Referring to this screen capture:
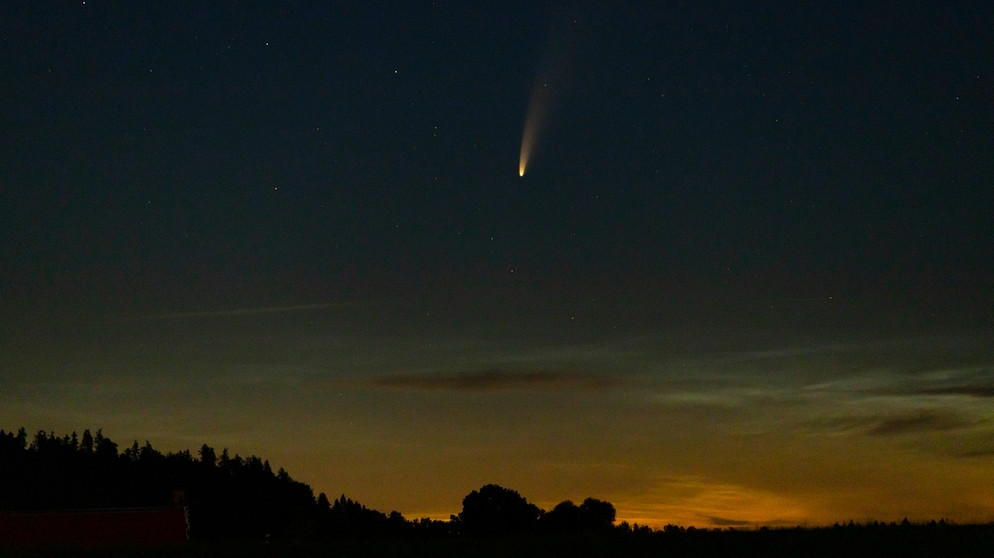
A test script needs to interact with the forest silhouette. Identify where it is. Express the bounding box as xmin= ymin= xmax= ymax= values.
xmin=1 ymin=427 xmax=992 ymax=557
